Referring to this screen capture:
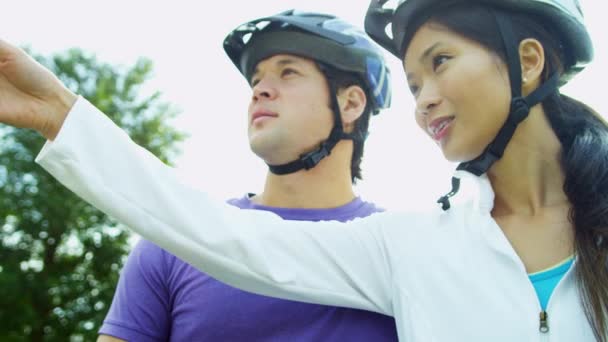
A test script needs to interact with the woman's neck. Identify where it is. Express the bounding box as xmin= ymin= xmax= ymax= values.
xmin=488 ymin=106 xmax=568 ymax=217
